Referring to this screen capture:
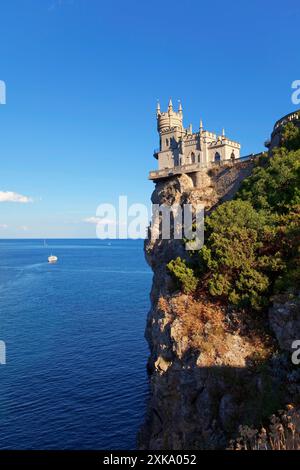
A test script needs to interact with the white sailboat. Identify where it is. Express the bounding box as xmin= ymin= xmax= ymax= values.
xmin=48 ymin=255 xmax=58 ymax=264
xmin=44 ymin=240 xmax=58 ymax=263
